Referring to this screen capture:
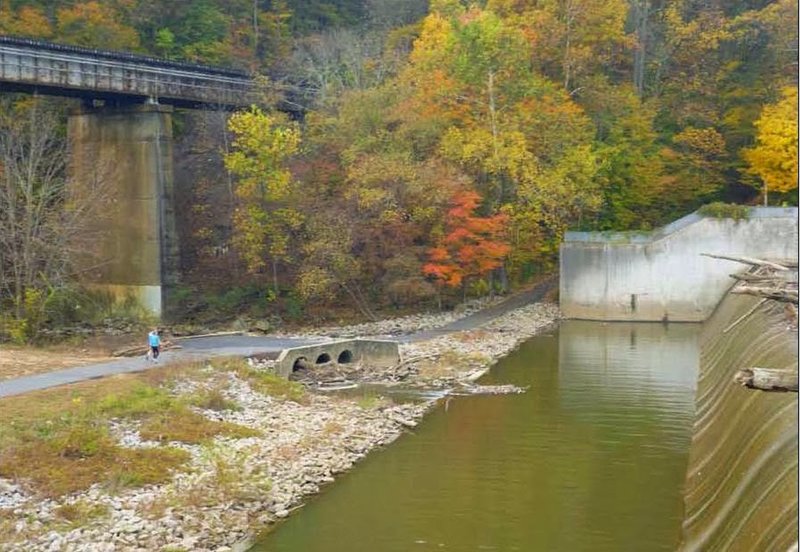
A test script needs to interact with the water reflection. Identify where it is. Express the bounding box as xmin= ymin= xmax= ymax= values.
xmin=252 ymin=321 xmax=700 ymax=552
